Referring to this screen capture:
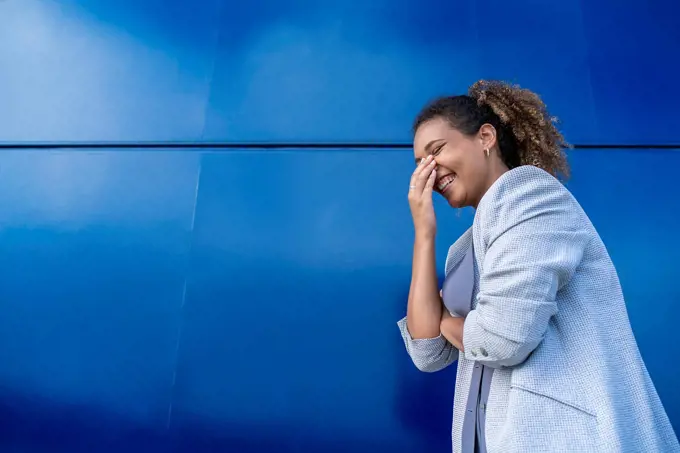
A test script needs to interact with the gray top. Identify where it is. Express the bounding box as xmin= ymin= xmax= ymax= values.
xmin=441 ymin=243 xmax=493 ymax=453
